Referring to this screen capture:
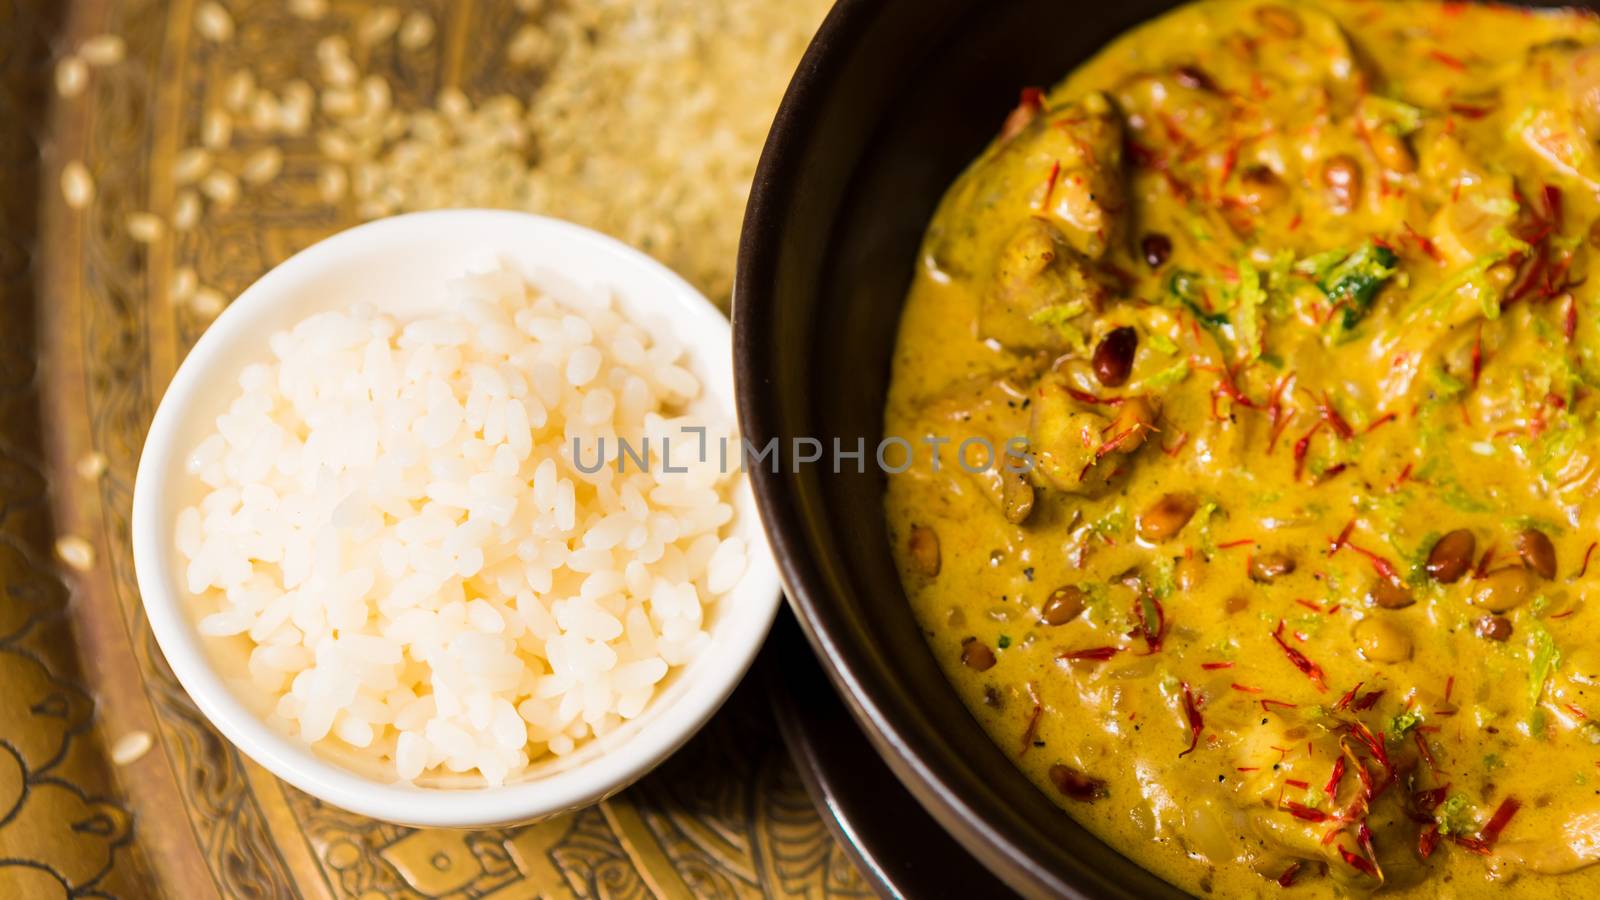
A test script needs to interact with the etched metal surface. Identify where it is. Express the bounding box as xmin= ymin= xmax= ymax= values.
xmin=15 ymin=0 xmax=869 ymax=896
